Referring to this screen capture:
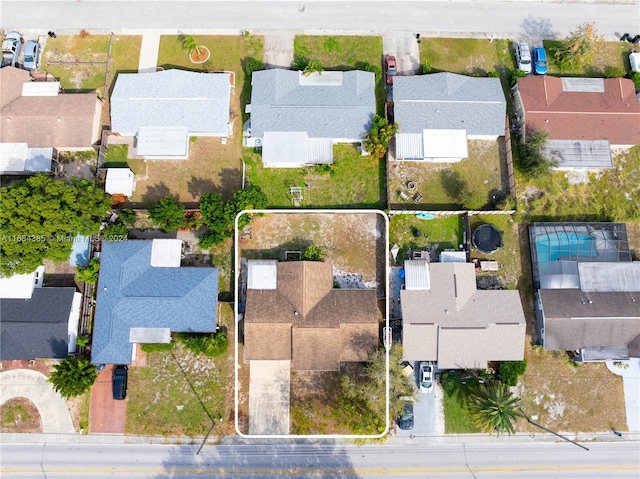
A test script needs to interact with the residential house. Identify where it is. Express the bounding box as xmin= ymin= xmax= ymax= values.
xmin=401 ymin=260 xmax=526 ymax=369
xmin=110 ymin=69 xmax=231 ymax=159
xmin=529 ymin=222 xmax=640 ymax=361
xmin=392 ymin=73 xmax=507 ymax=161
xmin=243 ymin=260 xmax=379 ymax=370
xmin=91 ymin=239 xmax=218 ymax=365
xmin=0 ymin=66 xmax=102 ymax=173
xmin=513 ymin=76 xmax=640 ymax=170
xmin=245 ymin=69 xmax=376 ymax=167
xmin=0 ymin=266 xmax=81 ymax=360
